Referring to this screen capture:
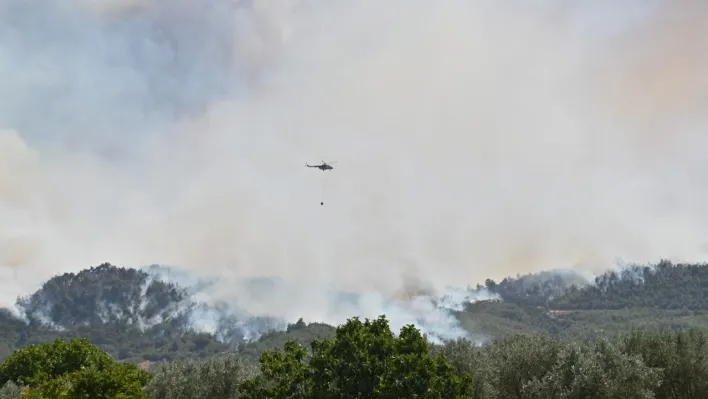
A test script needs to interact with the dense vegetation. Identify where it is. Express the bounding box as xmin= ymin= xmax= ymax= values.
xmin=3 ymin=318 xmax=708 ymax=398
xmin=1 ymin=260 xmax=708 ymax=397
xmin=2 ymin=260 xmax=708 ymax=365
xmin=0 ymin=263 xmax=285 ymax=364
xmin=16 ymin=263 xmax=189 ymax=330
xmin=551 ymin=259 xmax=708 ymax=310
xmin=479 ymin=269 xmax=590 ymax=307
xmin=0 ymin=338 xmax=152 ymax=398
xmin=455 ymin=260 xmax=708 ymax=340
xmin=239 ymin=315 xmax=473 ymax=398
